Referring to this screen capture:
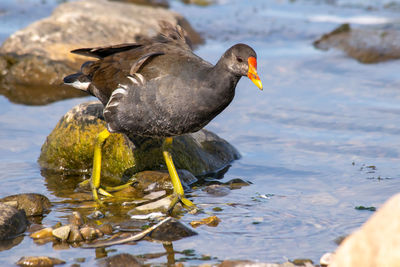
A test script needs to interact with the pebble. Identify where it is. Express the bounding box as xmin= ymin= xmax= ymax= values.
xmin=320 ymin=252 xmax=334 ymax=266
xmin=52 ymin=225 xmax=71 ymax=241
xmin=30 ymin=227 xmax=53 ymax=239
xmin=68 ymin=211 xmax=85 ymax=227
xmin=80 ymin=226 xmax=98 ymax=241
xmin=97 ymin=223 xmax=113 ymax=235
xmin=190 ymin=216 xmax=221 ymax=228
xmin=16 ymin=256 xmax=65 ymax=267
xmin=134 ymin=195 xmax=175 ymax=212
xmin=68 ymin=225 xmax=83 ymax=243
xmin=88 ymin=210 xmax=104 ymax=219
xmin=143 ymin=190 xmax=166 ymax=200
xmin=130 ymin=212 xmax=165 ymax=220
xmin=203 ymin=185 xmax=230 ymax=197
xmin=99 ymin=253 xmax=143 ymax=267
